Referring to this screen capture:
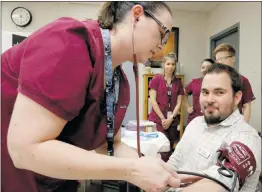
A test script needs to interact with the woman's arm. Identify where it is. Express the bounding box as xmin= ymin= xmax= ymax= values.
xmin=183 ymin=89 xmax=193 ymax=114
xmin=95 ymin=129 xmax=139 ymax=158
xmin=172 ymin=95 xmax=182 ymax=117
xmin=242 ymin=102 xmax=251 ymax=123
xmin=183 ymin=93 xmax=190 ymax=110
xmin=149 ymin=89 xmax=165 ymax=120
xmin=7 ymin=93 xmax=133 ymax=181
xmin=8 ymin=93 xmax=181 ymax=191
